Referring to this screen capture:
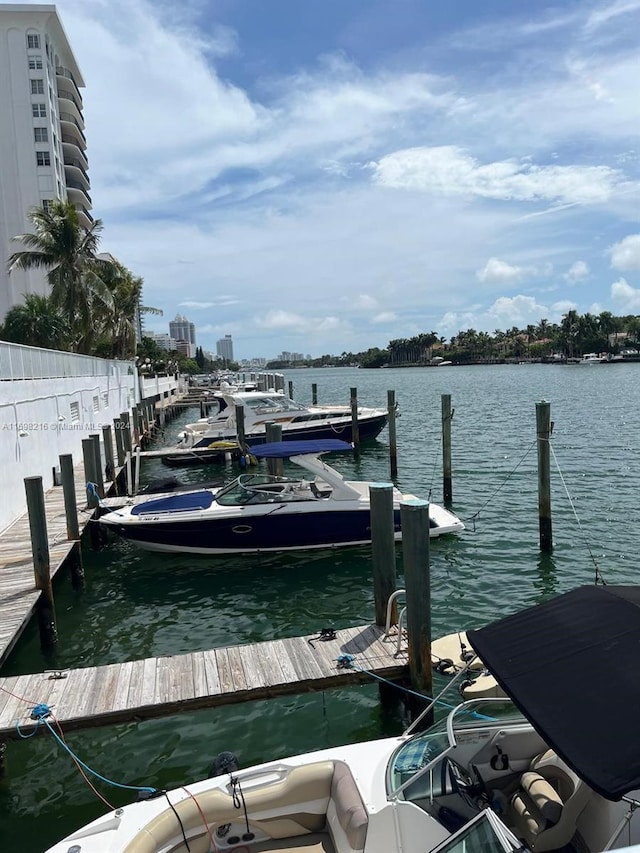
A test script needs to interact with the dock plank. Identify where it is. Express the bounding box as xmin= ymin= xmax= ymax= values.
xmin=0 ymin=626 xmax=408 ymax=739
